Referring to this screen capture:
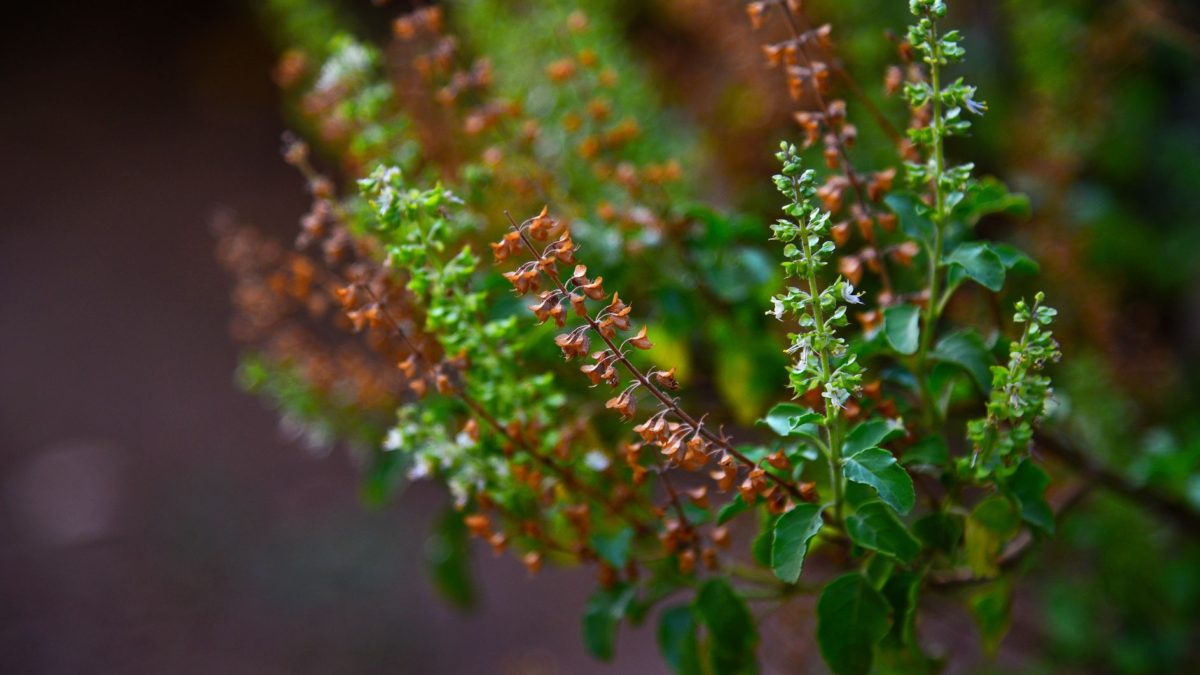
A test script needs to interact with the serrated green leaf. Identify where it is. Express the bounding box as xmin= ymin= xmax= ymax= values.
xmin=931 ymin=330 xmax=993 ymax=394
xmin=760 ymin=402 xmax=823 ymax=437
xmin=658 ymin=605 xmax=702 ymax=675
xmin=843 ymin=448 xmax=916 ymax=515
xmin=695 ymin=579 xmax=759 ymax=674
xmin=947 ymin=241 xmax=1006 ymax=291
xmin=582 ymin=583 xmax=636 ymax=661
xmin=771 ymin=503 xmax=825 ymax=582
xmin=817 ymin=573 xmax=893 ymax=675
xmin=843 ymin=419 xmax=907 ymax=457
xmin=846 ymin=502 xmax=922 ymax=564
xmin=883 ymin=304 xmax=921 ymax=355
xmin=1006 ymin=459 xmax=1054 ymax=534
